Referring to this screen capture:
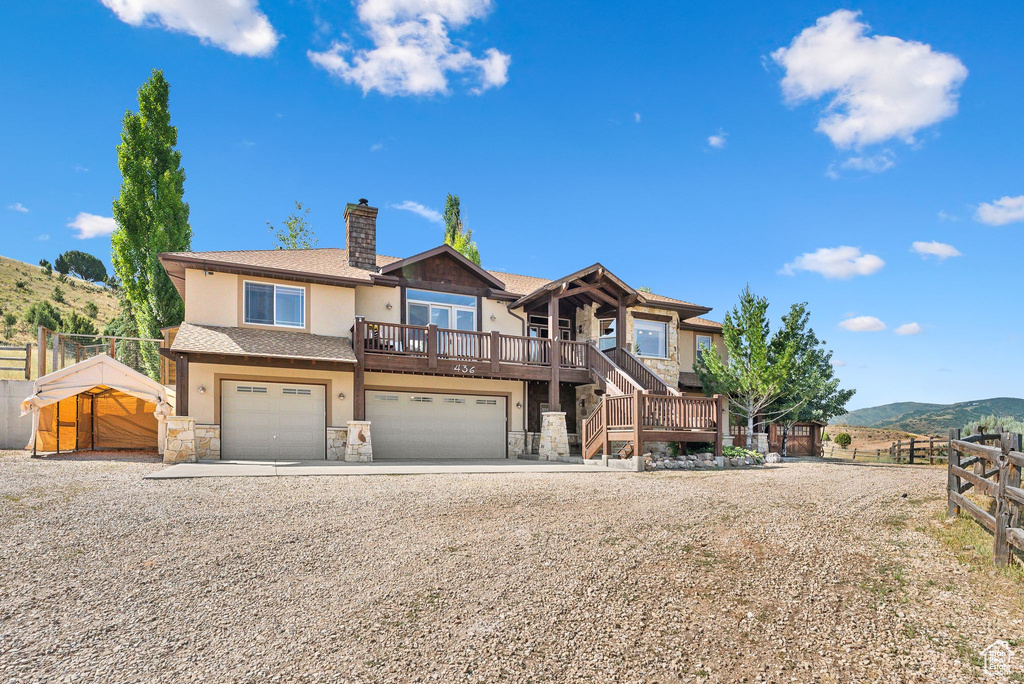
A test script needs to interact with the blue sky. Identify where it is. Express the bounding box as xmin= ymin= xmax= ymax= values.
xmin=2 ymin=1 xmax=1022 ymax=409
